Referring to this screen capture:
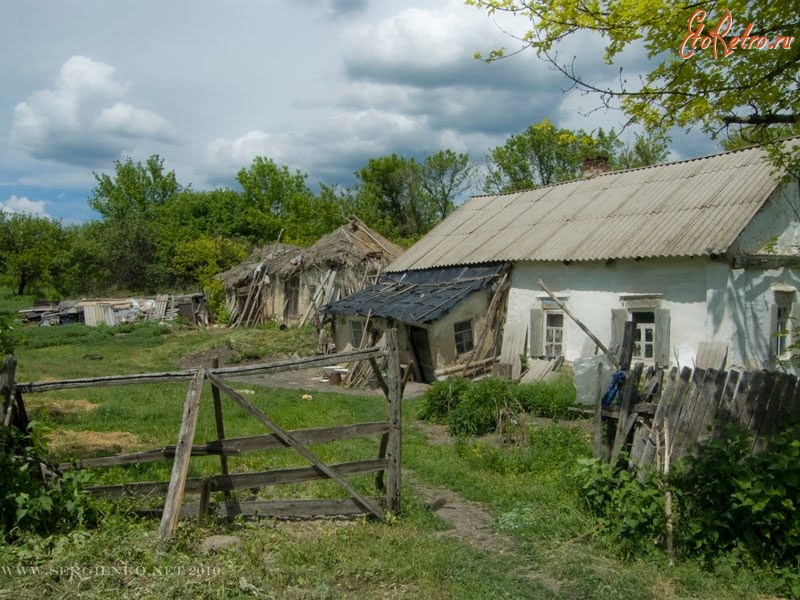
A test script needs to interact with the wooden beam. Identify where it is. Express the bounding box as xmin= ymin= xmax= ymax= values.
xmin=537 ymin=279 xmax=620 ymax=368
xmin=17 ymin=346 xmax=387 ymax=394
xmin=210 ymin=357 xmax=231 ymax=501
xmin=206 ymin=371 xmax=386 ymax=521
xmin=385 ymin=329 xmax=402 ymax=514
xmin=87 ymin=458 xmax=389 ymax=498
xmin=60 ymin=422 xmax=391 ymax=471
xmin=158 ymin=368 xmax=204 ymax=541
